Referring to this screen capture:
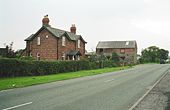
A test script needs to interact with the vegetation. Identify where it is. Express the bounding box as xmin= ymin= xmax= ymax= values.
xmin=0 ymin=66 xmax=130 ymax=90
xmin=139 ymin=46 xmax=169 ymax=63
xmin=0 ymin=58 xmax=118 ymax=78
xmin=87 ymin=52 xmax=120 ymax=65
xmin=111 ymin=52 xmax=120 ymax=64
xmin=4 ymin=42 xmax=16 ymax=58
